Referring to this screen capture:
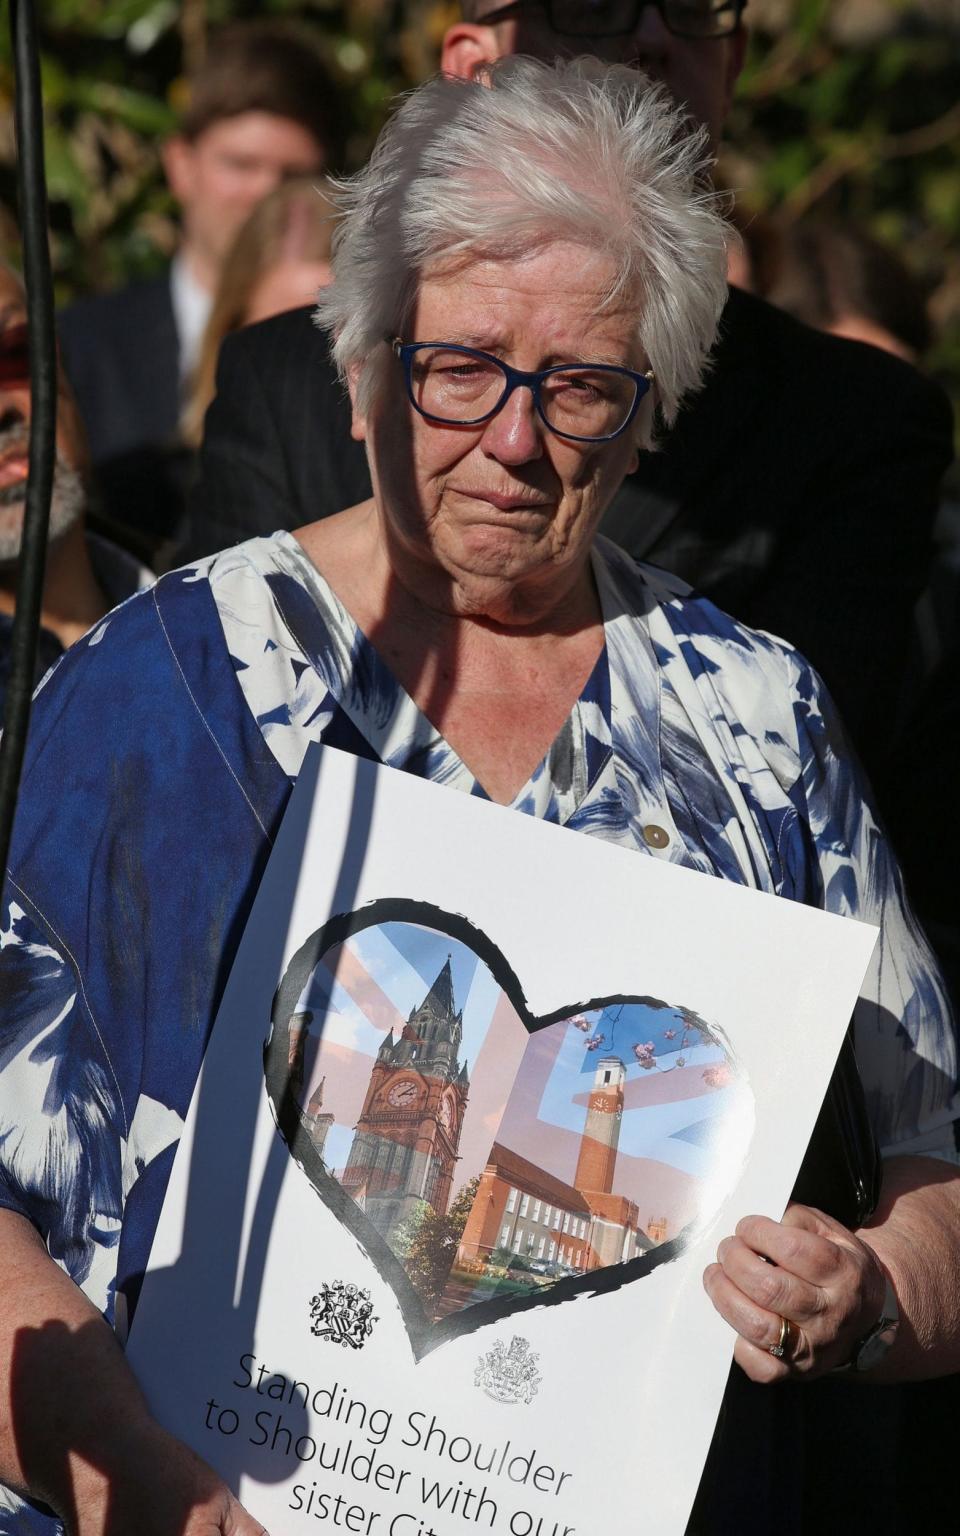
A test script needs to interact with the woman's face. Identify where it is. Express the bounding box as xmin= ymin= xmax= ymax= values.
xmin=244 ymin=258 xmax=333 ymax=327
xmin=351 ymin=243 xmax=651 ymax=623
